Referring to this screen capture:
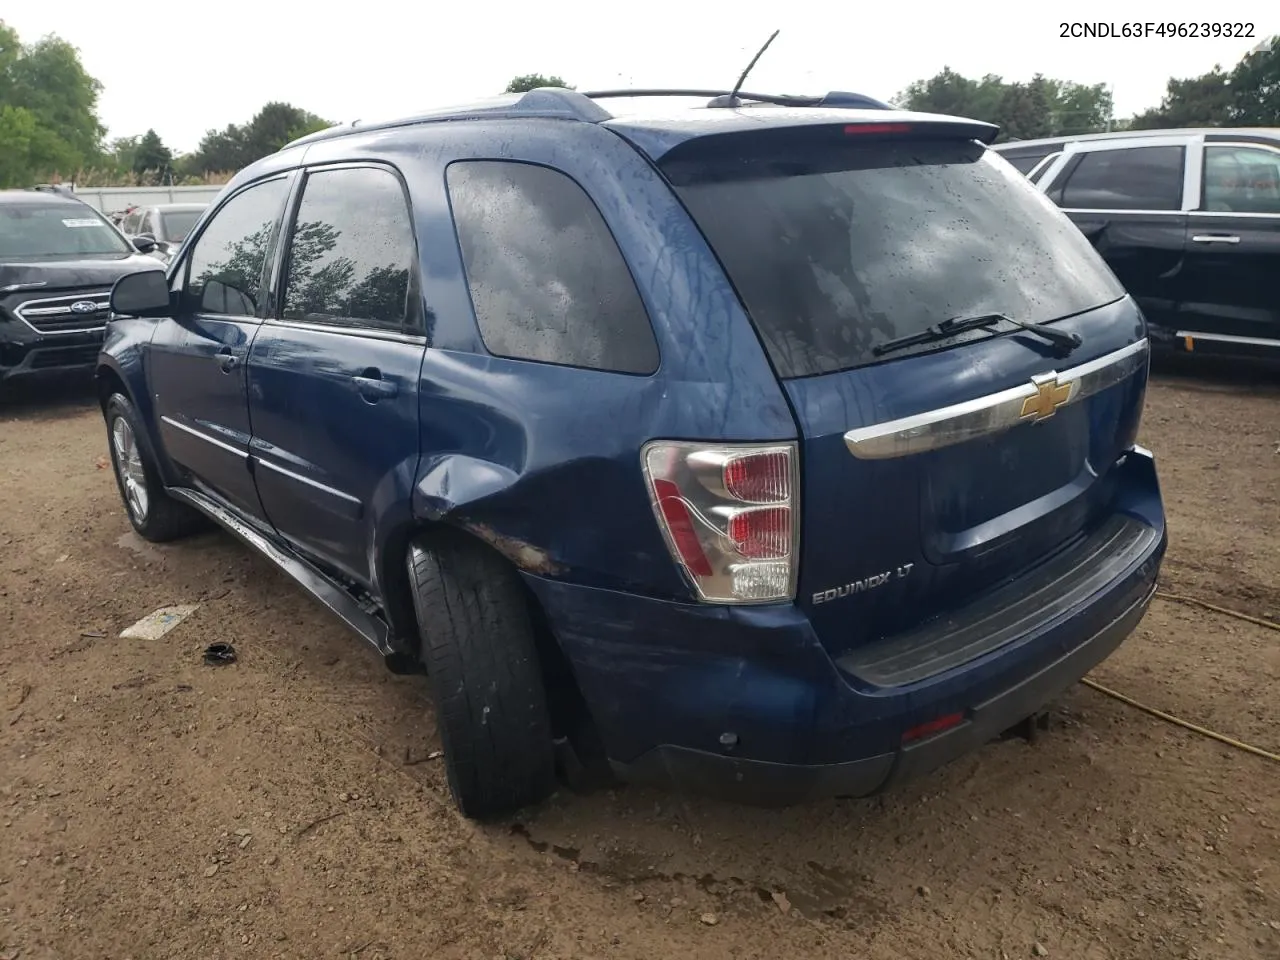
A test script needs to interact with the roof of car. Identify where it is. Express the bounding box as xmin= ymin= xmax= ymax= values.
xmin=994 ymin=128 xmax=1280 ymax=151
xmin=282 ymin=87 xmax=997 ymax=153
xmin=0 ymin=189 xmax=87 ymax=207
